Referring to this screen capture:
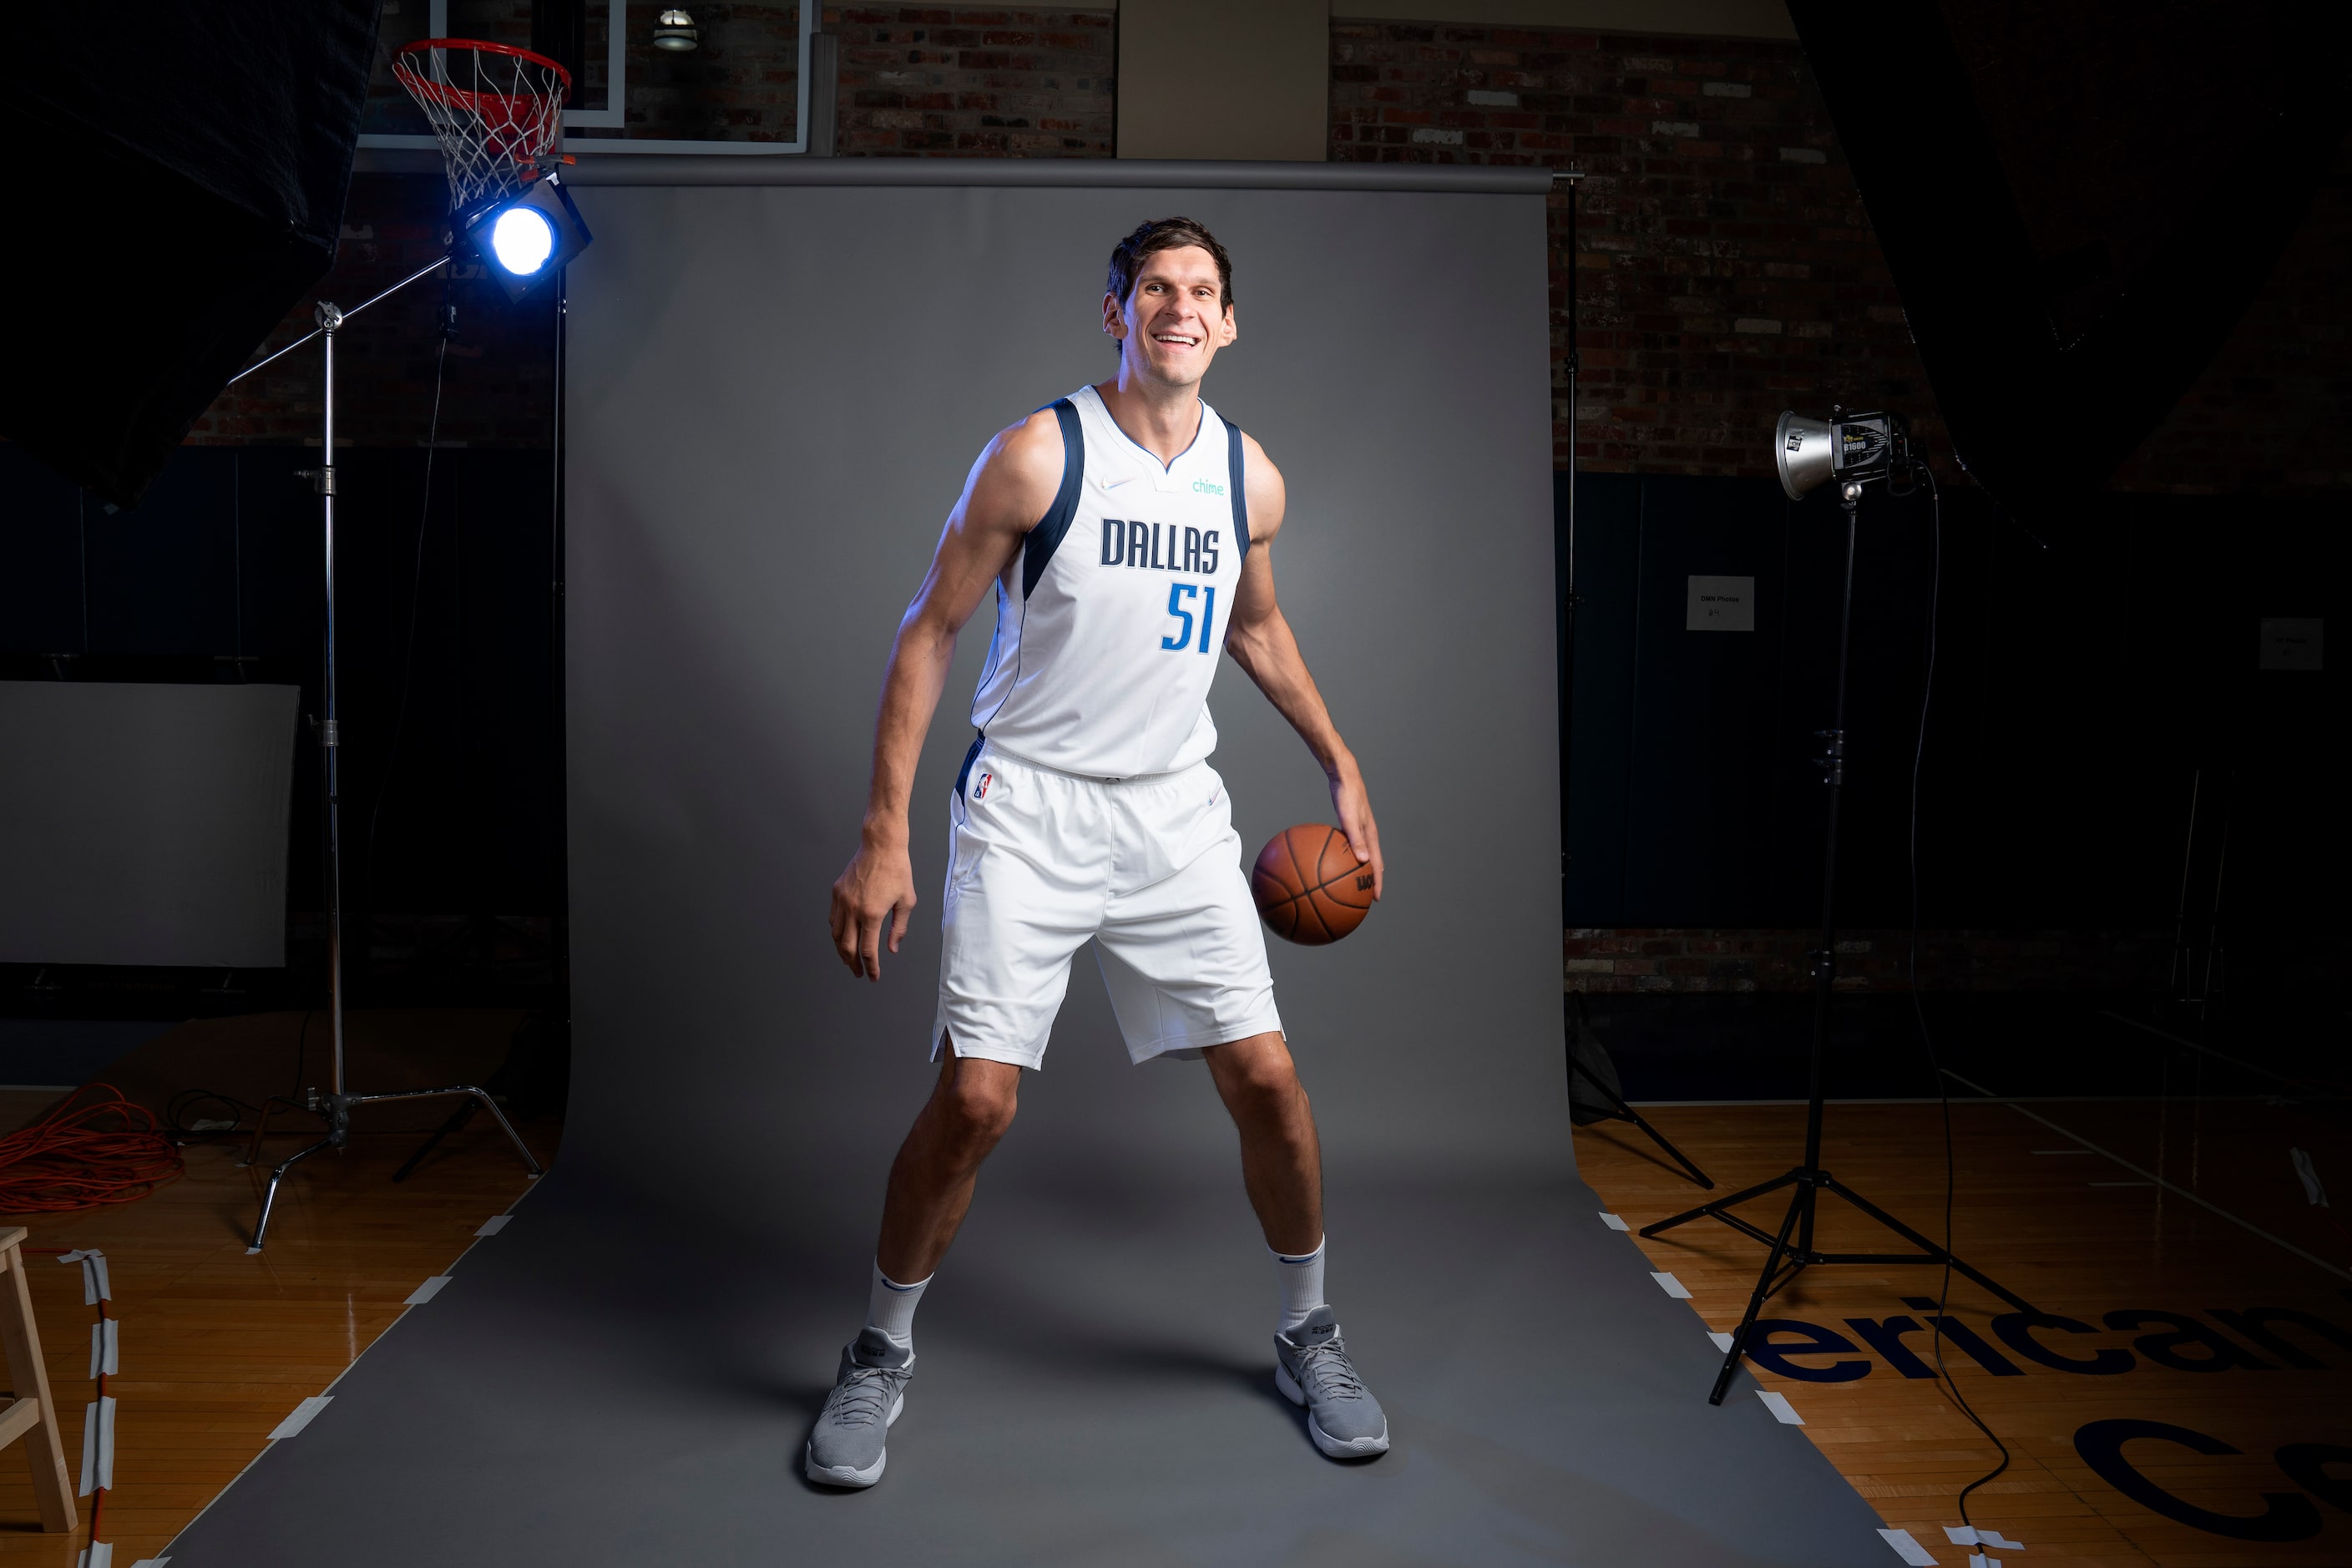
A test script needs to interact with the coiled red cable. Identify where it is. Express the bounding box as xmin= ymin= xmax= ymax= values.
xmin=0 ymin=1085 xmax=183 ymax=1213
